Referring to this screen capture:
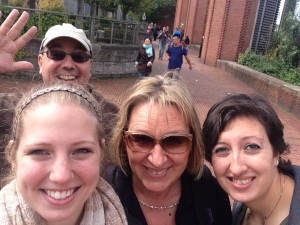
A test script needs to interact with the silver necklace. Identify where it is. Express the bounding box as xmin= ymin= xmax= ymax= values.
xmin=138 ymin=199 xmax=179 ymax=210
xmin=263 ymin=175 xmax=285 ymax=224
xmin=244 ymin=175 xmax=286 ymax=225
